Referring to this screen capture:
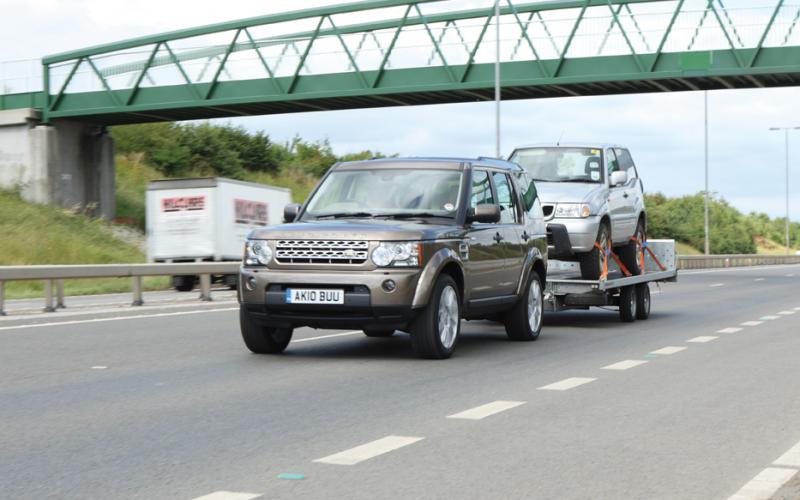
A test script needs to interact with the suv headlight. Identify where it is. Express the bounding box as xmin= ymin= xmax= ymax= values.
xmin=245 ymin=239 xmax=273 ymax=266
xmin=554 ymin=203 xmax=591 ymax=218
xmin=371 ymin=242 xmax=422 ymax=267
